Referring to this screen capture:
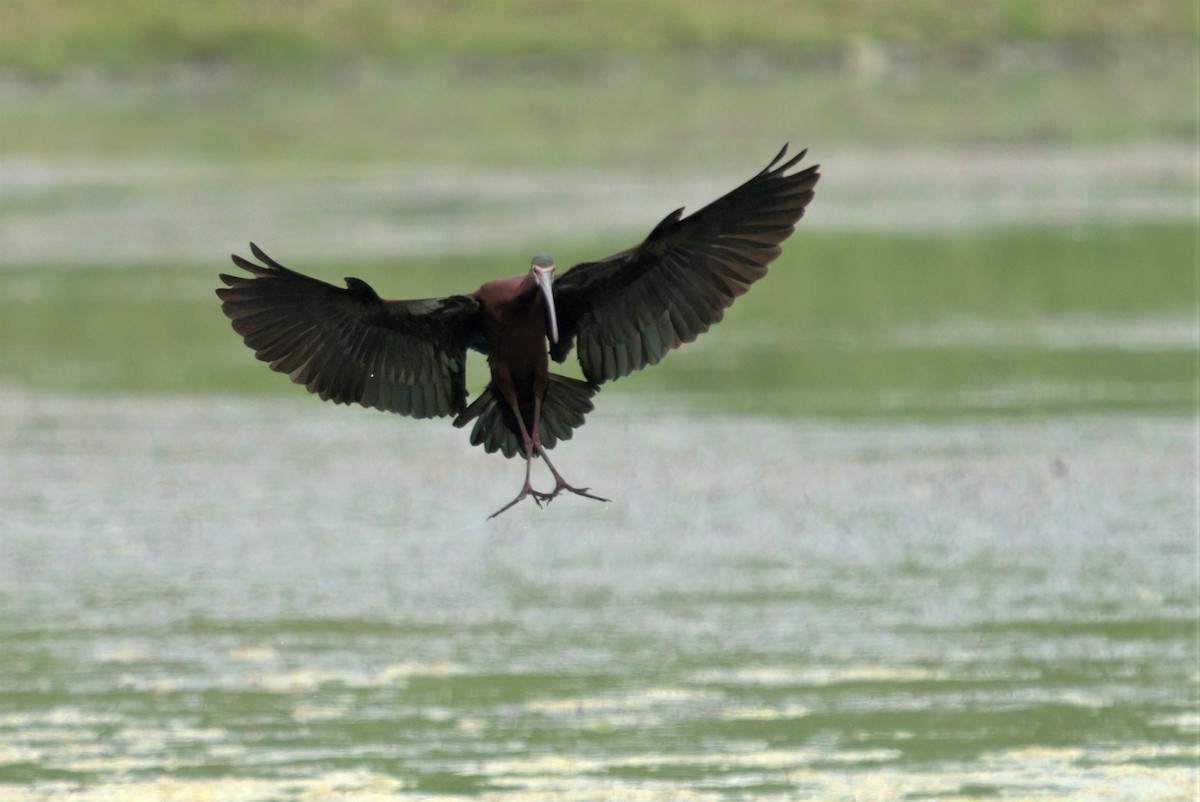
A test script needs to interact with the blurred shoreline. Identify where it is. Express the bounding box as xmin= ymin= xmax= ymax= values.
xmin=1 ymin=142 xmax=1193 ymax=267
